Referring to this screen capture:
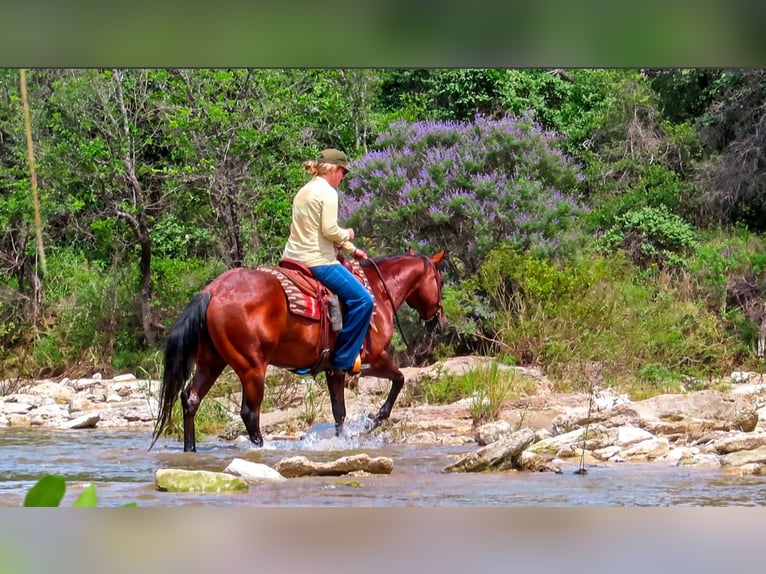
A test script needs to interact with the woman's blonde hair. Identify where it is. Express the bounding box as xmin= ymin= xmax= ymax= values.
xmin=303 ymin=160 xmax=336 ymax=177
